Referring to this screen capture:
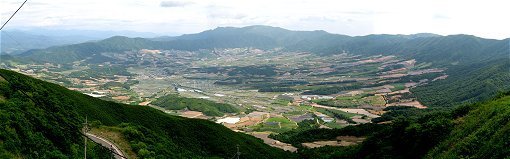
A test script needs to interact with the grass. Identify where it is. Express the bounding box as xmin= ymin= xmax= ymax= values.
xmin=316 ymin=108 xmax=357 ymax=118
xmin=90 ymin=126 xmax=137 ymax=159
xmin=297 ymin=104 xmax=315 ymax=111
xmin=363 ymin=95 xmax=386 ymax=106
xmin=284 ymin=111 xmax=307 ymax=116
xmin=267 ymin=117 xmax=294 ymax=124
xmin=251 ymin=117 xmax=298 ymax=133
xmin=324 ymin=121 xmax=346 ymax=129
xmin=272 ymin=99 xmax=291 ymax=106
xmin=318 ymin=97 xmax=360 ymax=108
xmin=390 ymin=83 xmax=406 ymax=92
xmin=316 ymin=108 xmax=358 ymax=124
